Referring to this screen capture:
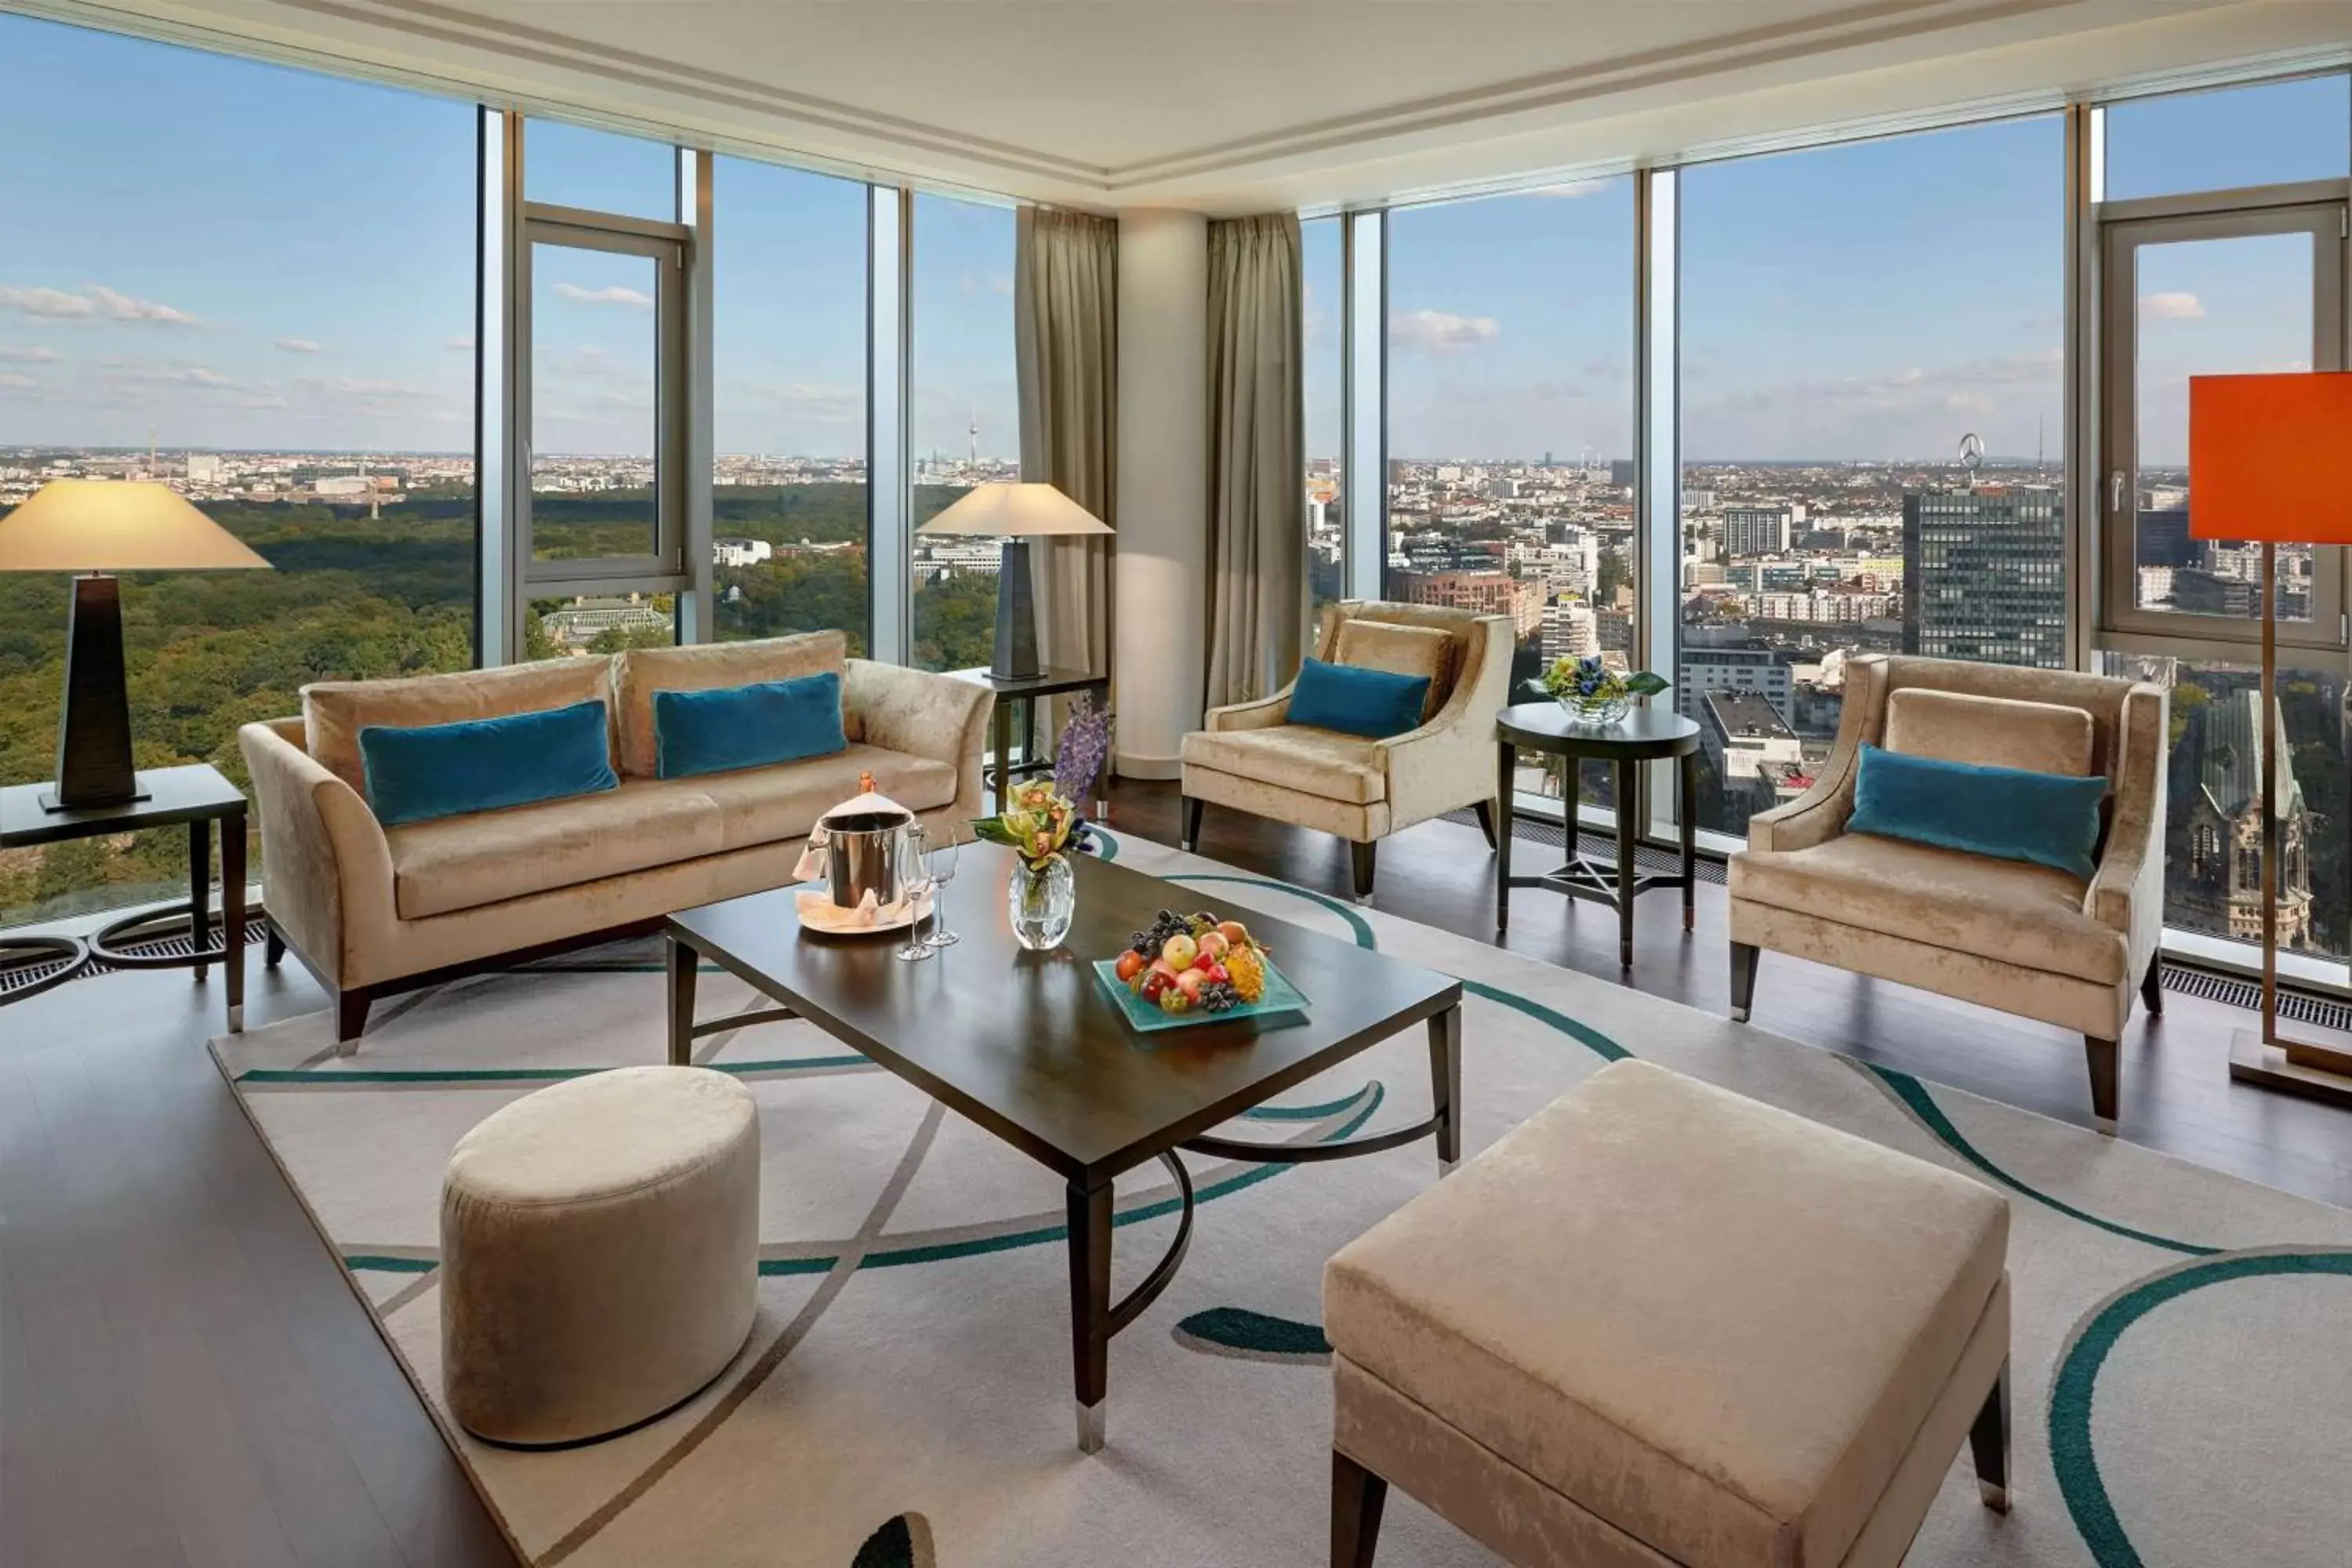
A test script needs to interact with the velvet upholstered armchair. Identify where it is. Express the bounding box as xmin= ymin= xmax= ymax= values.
xmin=1727 ymin=654 xmax=2167 ymax=1131
xmin=1178 ymin=601 xmax=1513 ymax=901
